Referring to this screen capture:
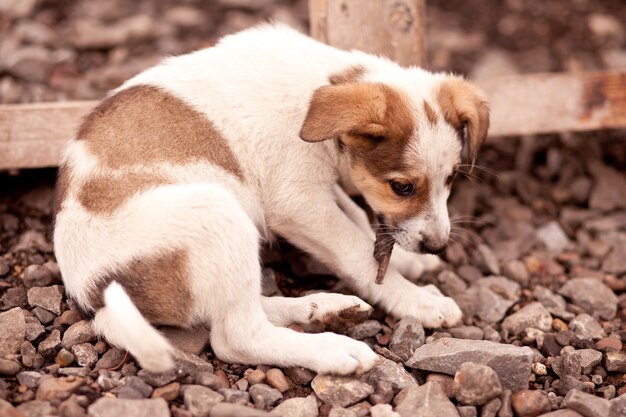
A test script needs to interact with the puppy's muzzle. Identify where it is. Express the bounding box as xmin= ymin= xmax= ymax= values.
xmin=420 ymin=238 xmax=447 ymax=255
